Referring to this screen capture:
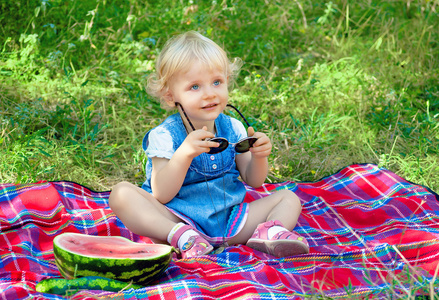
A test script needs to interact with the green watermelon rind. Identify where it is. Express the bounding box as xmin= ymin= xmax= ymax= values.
xmin=36 ymin=276 xmax=144 ymax=294
xmin=54 ymin=255 xmax=169 ymax=284
xmin=53 ymin=233 xmax=173 ymax=285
